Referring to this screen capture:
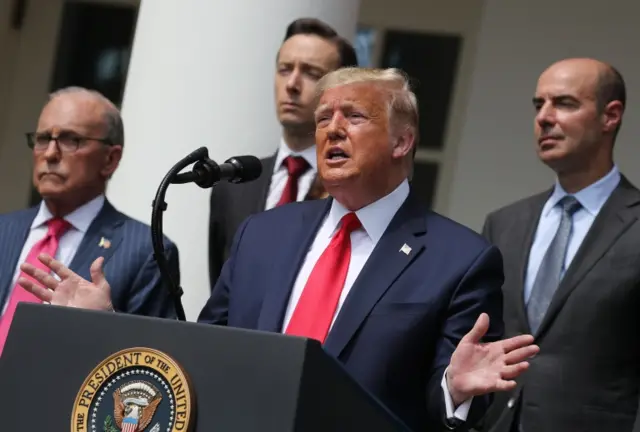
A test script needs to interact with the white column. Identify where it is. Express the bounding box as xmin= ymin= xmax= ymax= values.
xmin=446 ymin=0 xmax=640 ymax=232
xmin=108 ymin=0 xmax=361 ymax=320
